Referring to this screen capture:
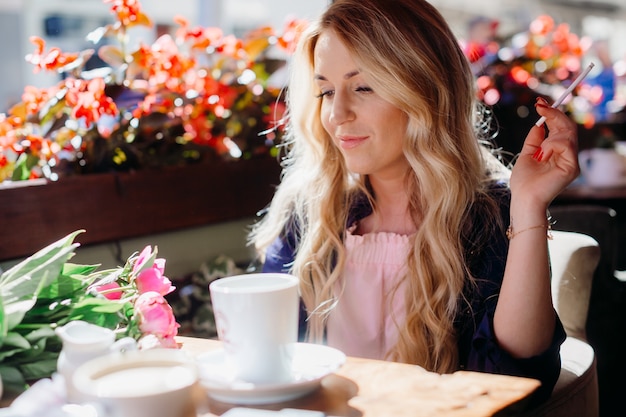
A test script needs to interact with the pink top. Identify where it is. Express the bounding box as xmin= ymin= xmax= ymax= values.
xmin=326 ymin=226 xmax=411 ymax=360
